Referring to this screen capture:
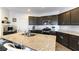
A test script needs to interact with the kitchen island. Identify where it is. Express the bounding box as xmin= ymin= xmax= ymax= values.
xmin=2 ymin=33 xmax=56 ymax=51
